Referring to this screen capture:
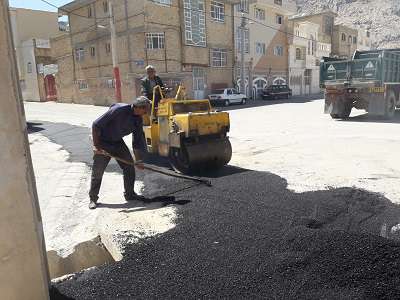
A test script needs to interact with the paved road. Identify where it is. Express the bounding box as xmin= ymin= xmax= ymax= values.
xmin=23 ymin=99 xmax=400 ymax=298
